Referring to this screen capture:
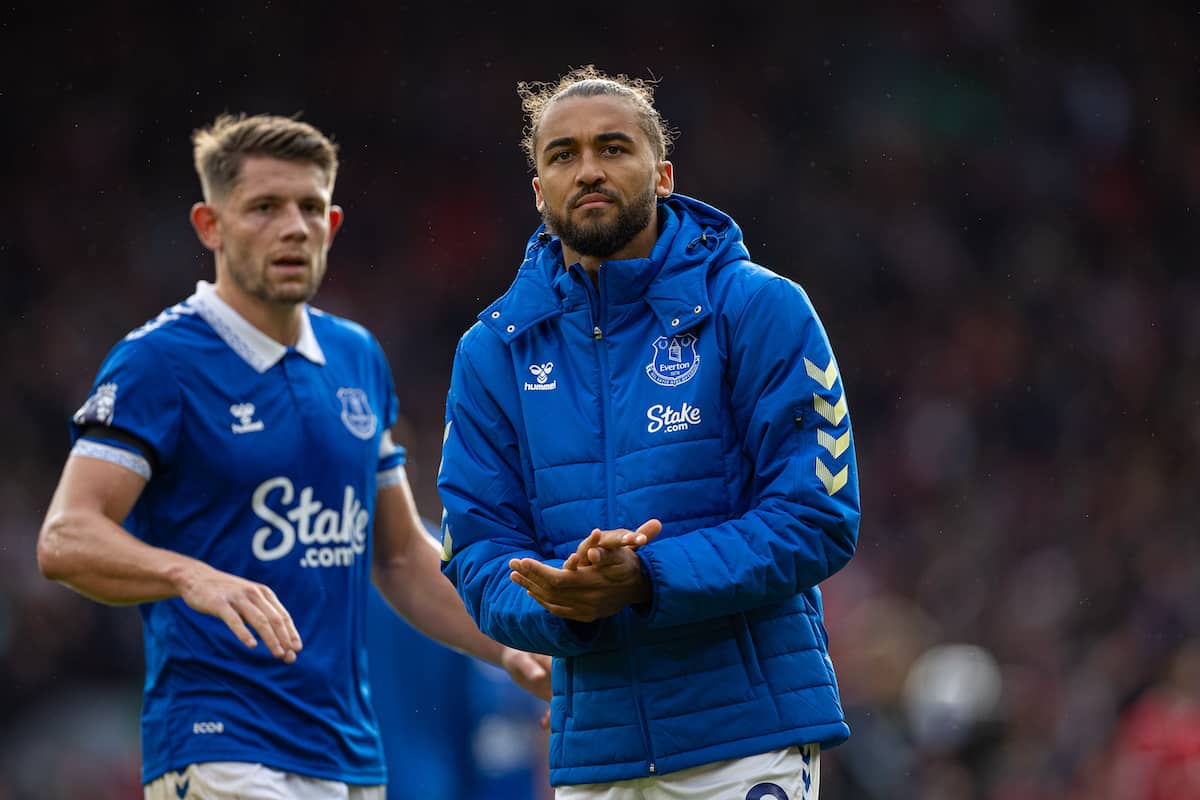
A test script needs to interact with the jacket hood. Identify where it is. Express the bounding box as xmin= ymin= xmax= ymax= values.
xmin=479 ymin=194 xmax=751 ymax=342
